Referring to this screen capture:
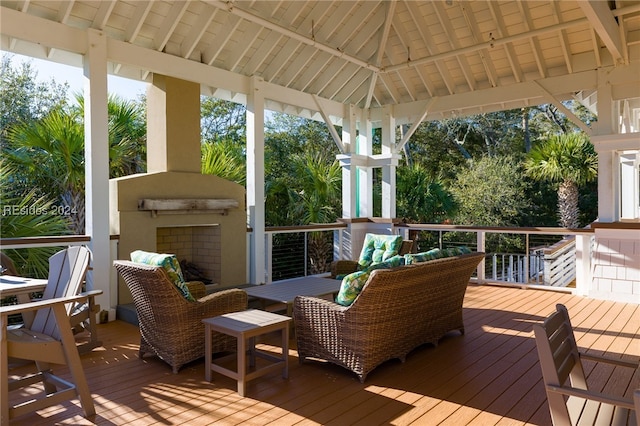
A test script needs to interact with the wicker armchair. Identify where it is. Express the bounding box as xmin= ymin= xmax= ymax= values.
xmin=113 ymin=260 xmax=248 ymax=373
xmin=329 ymin=238 xmax=417 ymax=278
xmin=295 ymin=252 xmax=485 ymax=382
